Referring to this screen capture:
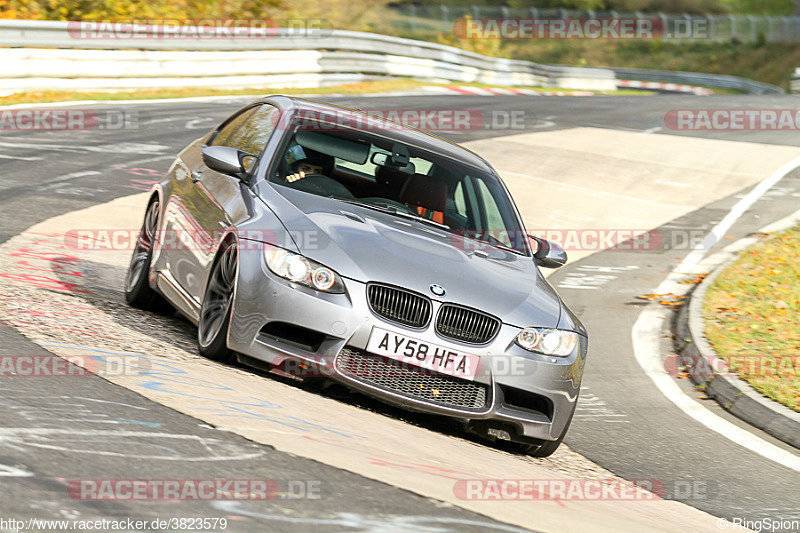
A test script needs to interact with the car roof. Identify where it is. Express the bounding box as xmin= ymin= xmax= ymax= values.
xmin=259 ymin=95 xmax=496 ymax=174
